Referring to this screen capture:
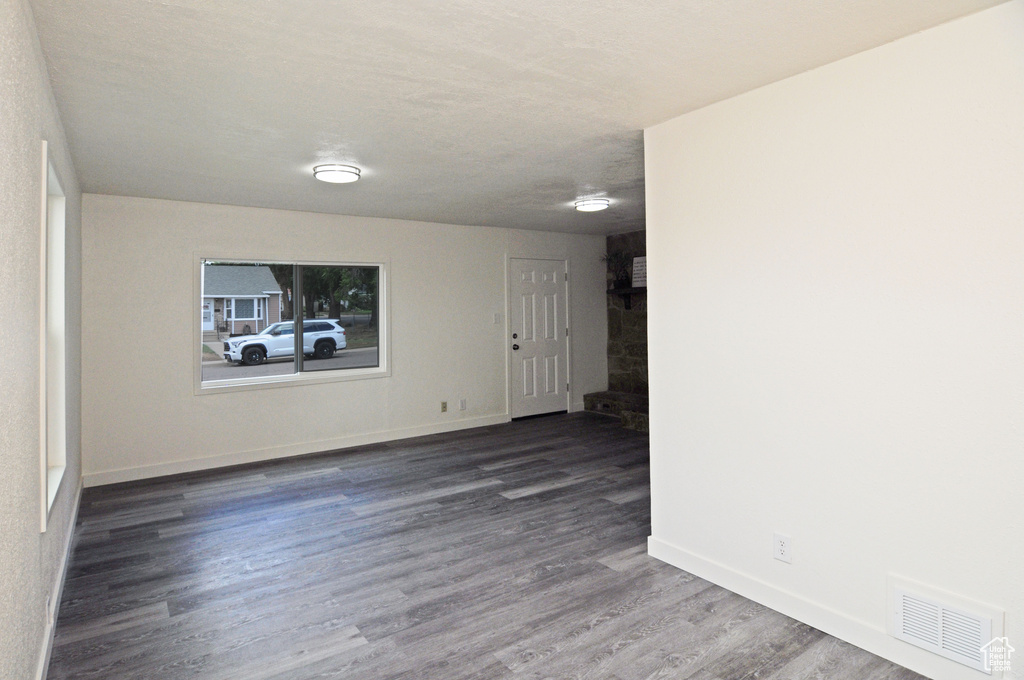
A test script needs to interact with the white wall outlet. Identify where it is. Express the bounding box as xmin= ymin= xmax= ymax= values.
xmin=773 ymin=533 xmax=792 ymax=563
xmin=441 ymin=401 xmax=447 ymax=413
xmin=459 ymin=399 xmax=467 ymax=411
